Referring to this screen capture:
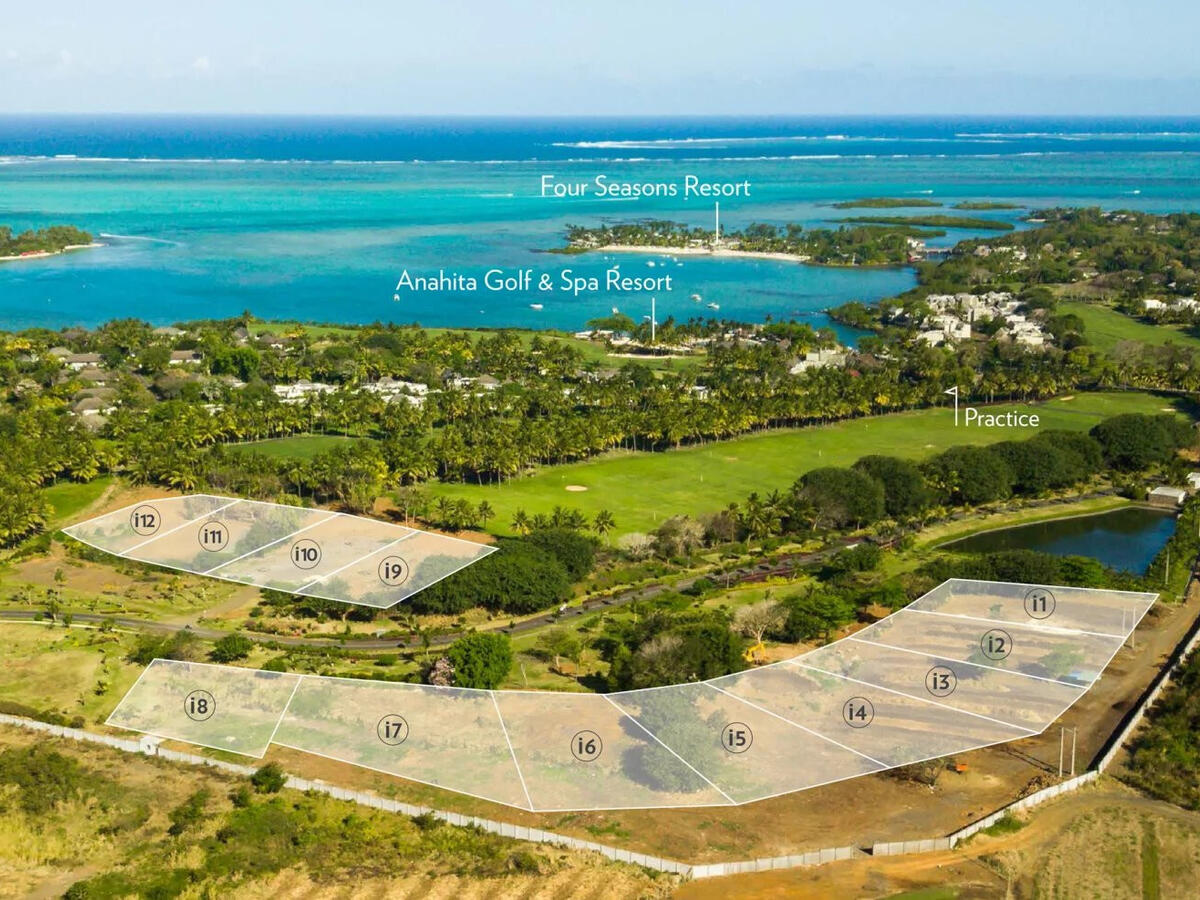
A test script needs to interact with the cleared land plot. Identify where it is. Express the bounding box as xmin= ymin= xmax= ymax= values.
xmin=107 ymin=579 xmax=1154 ymax=811
xmin=430 ymin=392 xmax=1176 ymax=536
xmin=106 ymin=658 xmax=301 ymax=756
xmin=274 ymin=677 xmax=530 ymax=809
xmin=62 ymin=495 xmax=494 ymax=608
